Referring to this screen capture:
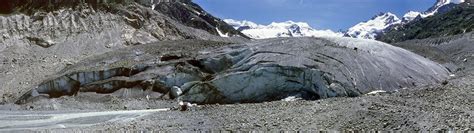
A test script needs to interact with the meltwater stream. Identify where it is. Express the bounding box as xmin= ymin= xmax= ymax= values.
xmin=0 ymin=108 xmax=169 ymax=131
